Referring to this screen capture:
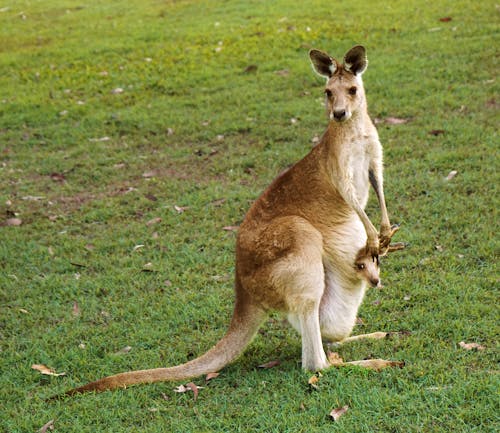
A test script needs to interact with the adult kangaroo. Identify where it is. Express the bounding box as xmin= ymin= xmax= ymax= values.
xmin=62 ymin=45 xmax=398 ymax=396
